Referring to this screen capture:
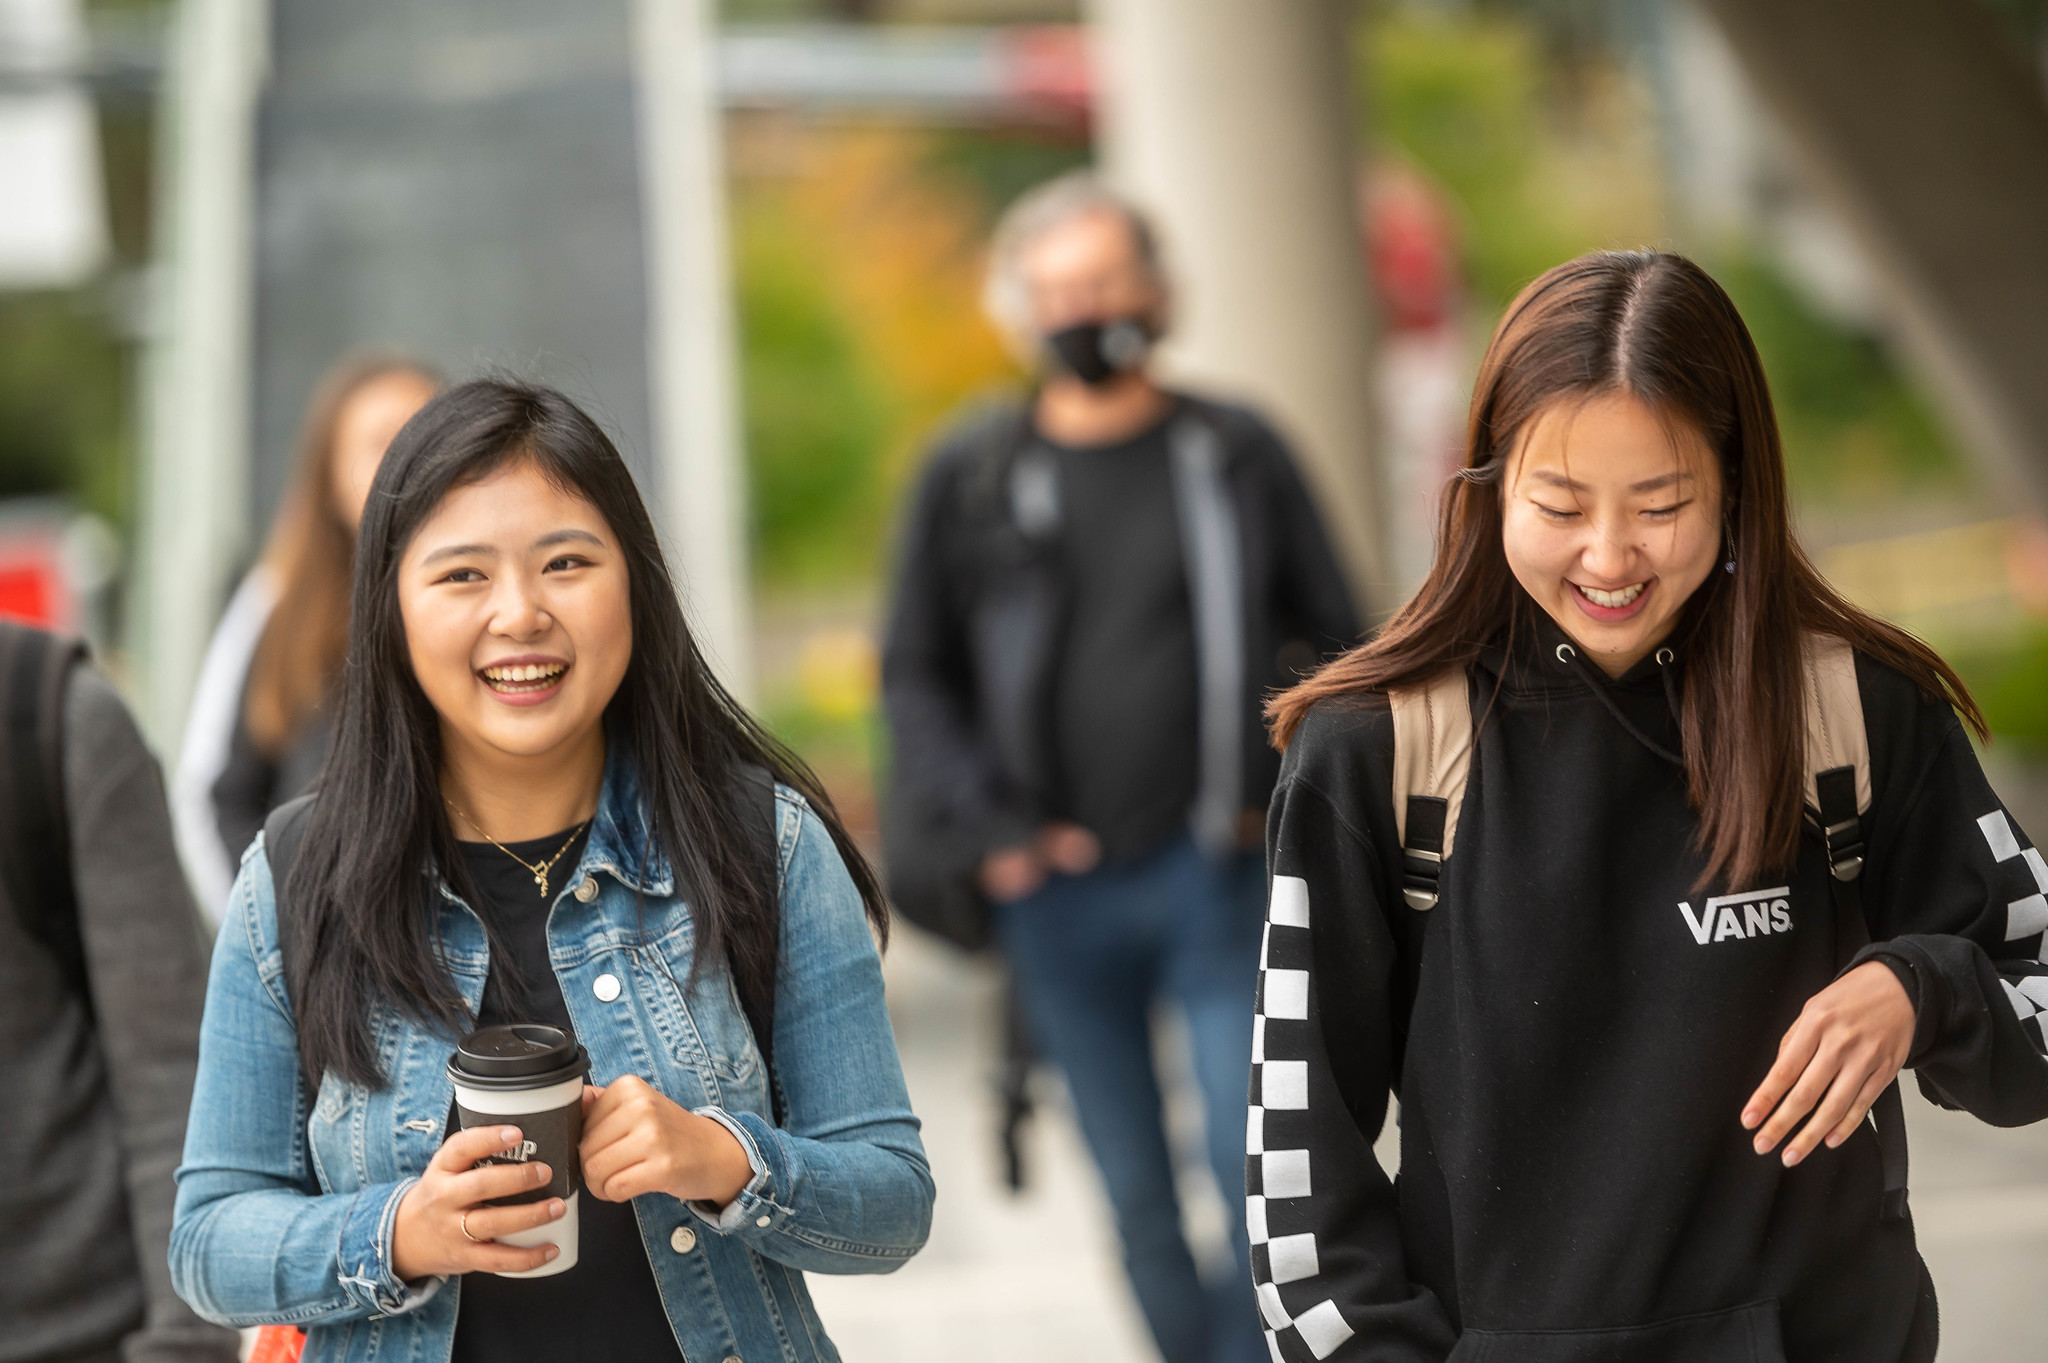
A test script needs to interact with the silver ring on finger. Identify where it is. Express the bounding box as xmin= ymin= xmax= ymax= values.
xmin=459 ymin=1211 xmax=484 ymax=1244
